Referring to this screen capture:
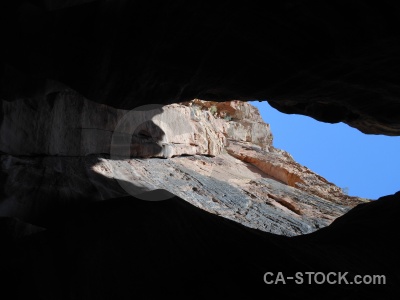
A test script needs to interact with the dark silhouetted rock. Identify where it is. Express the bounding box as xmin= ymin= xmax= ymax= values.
xmin=1 ymin=1 xmax=399 ymax=299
